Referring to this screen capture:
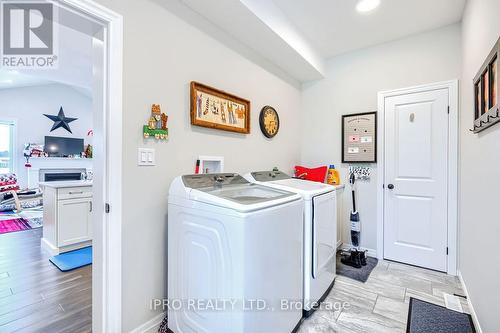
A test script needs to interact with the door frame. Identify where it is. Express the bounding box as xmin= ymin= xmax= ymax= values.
xmin=376 ymin=80 xmax=459 ymax=275
xmin=57 ymin=0 xmax=123 ymax=331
